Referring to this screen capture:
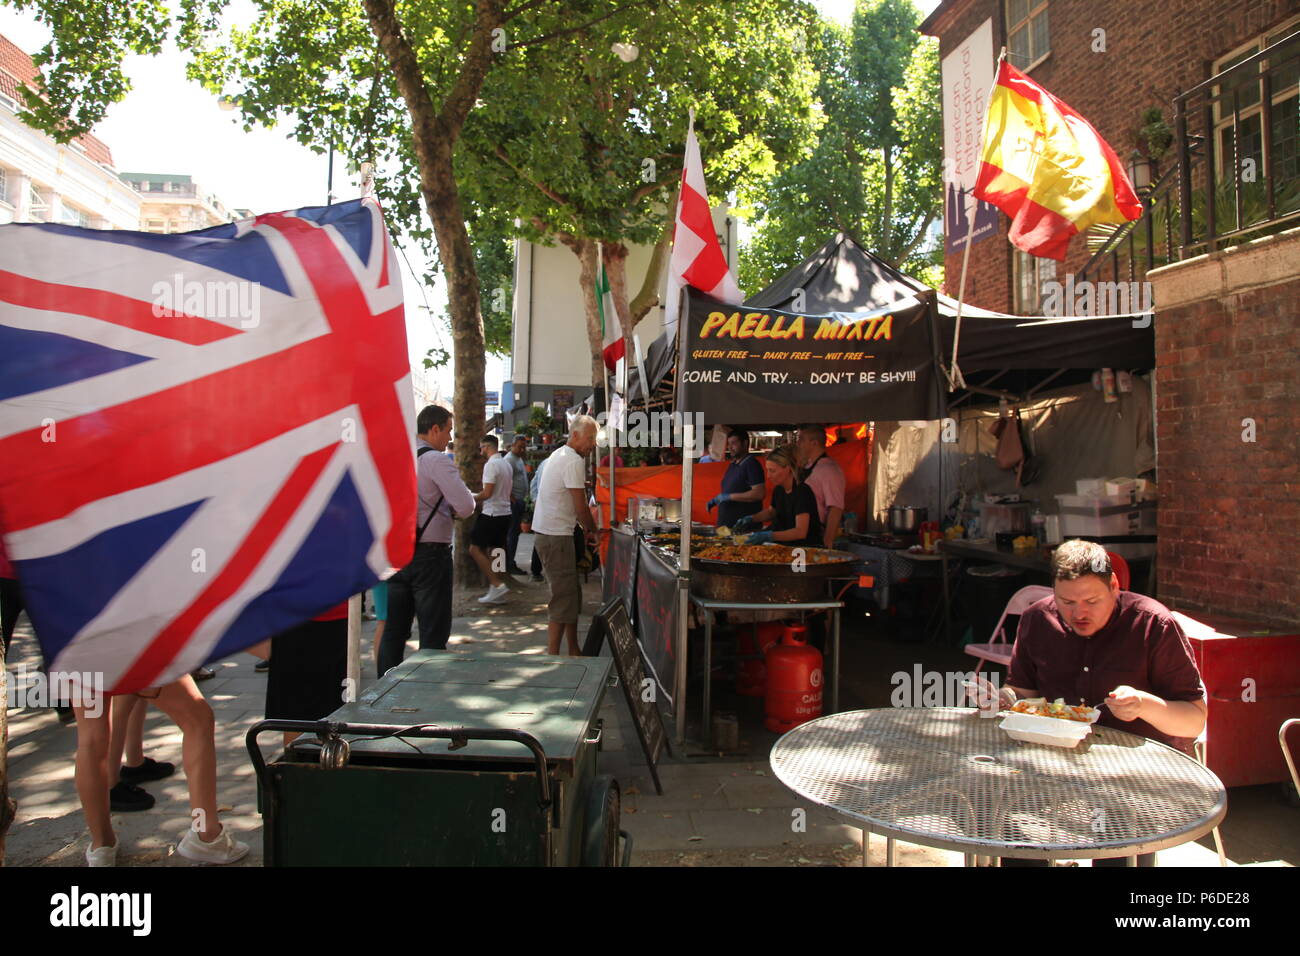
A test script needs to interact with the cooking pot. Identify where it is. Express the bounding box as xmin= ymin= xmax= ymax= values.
xmin=888 ymin=506 xmax=927 ymax=535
